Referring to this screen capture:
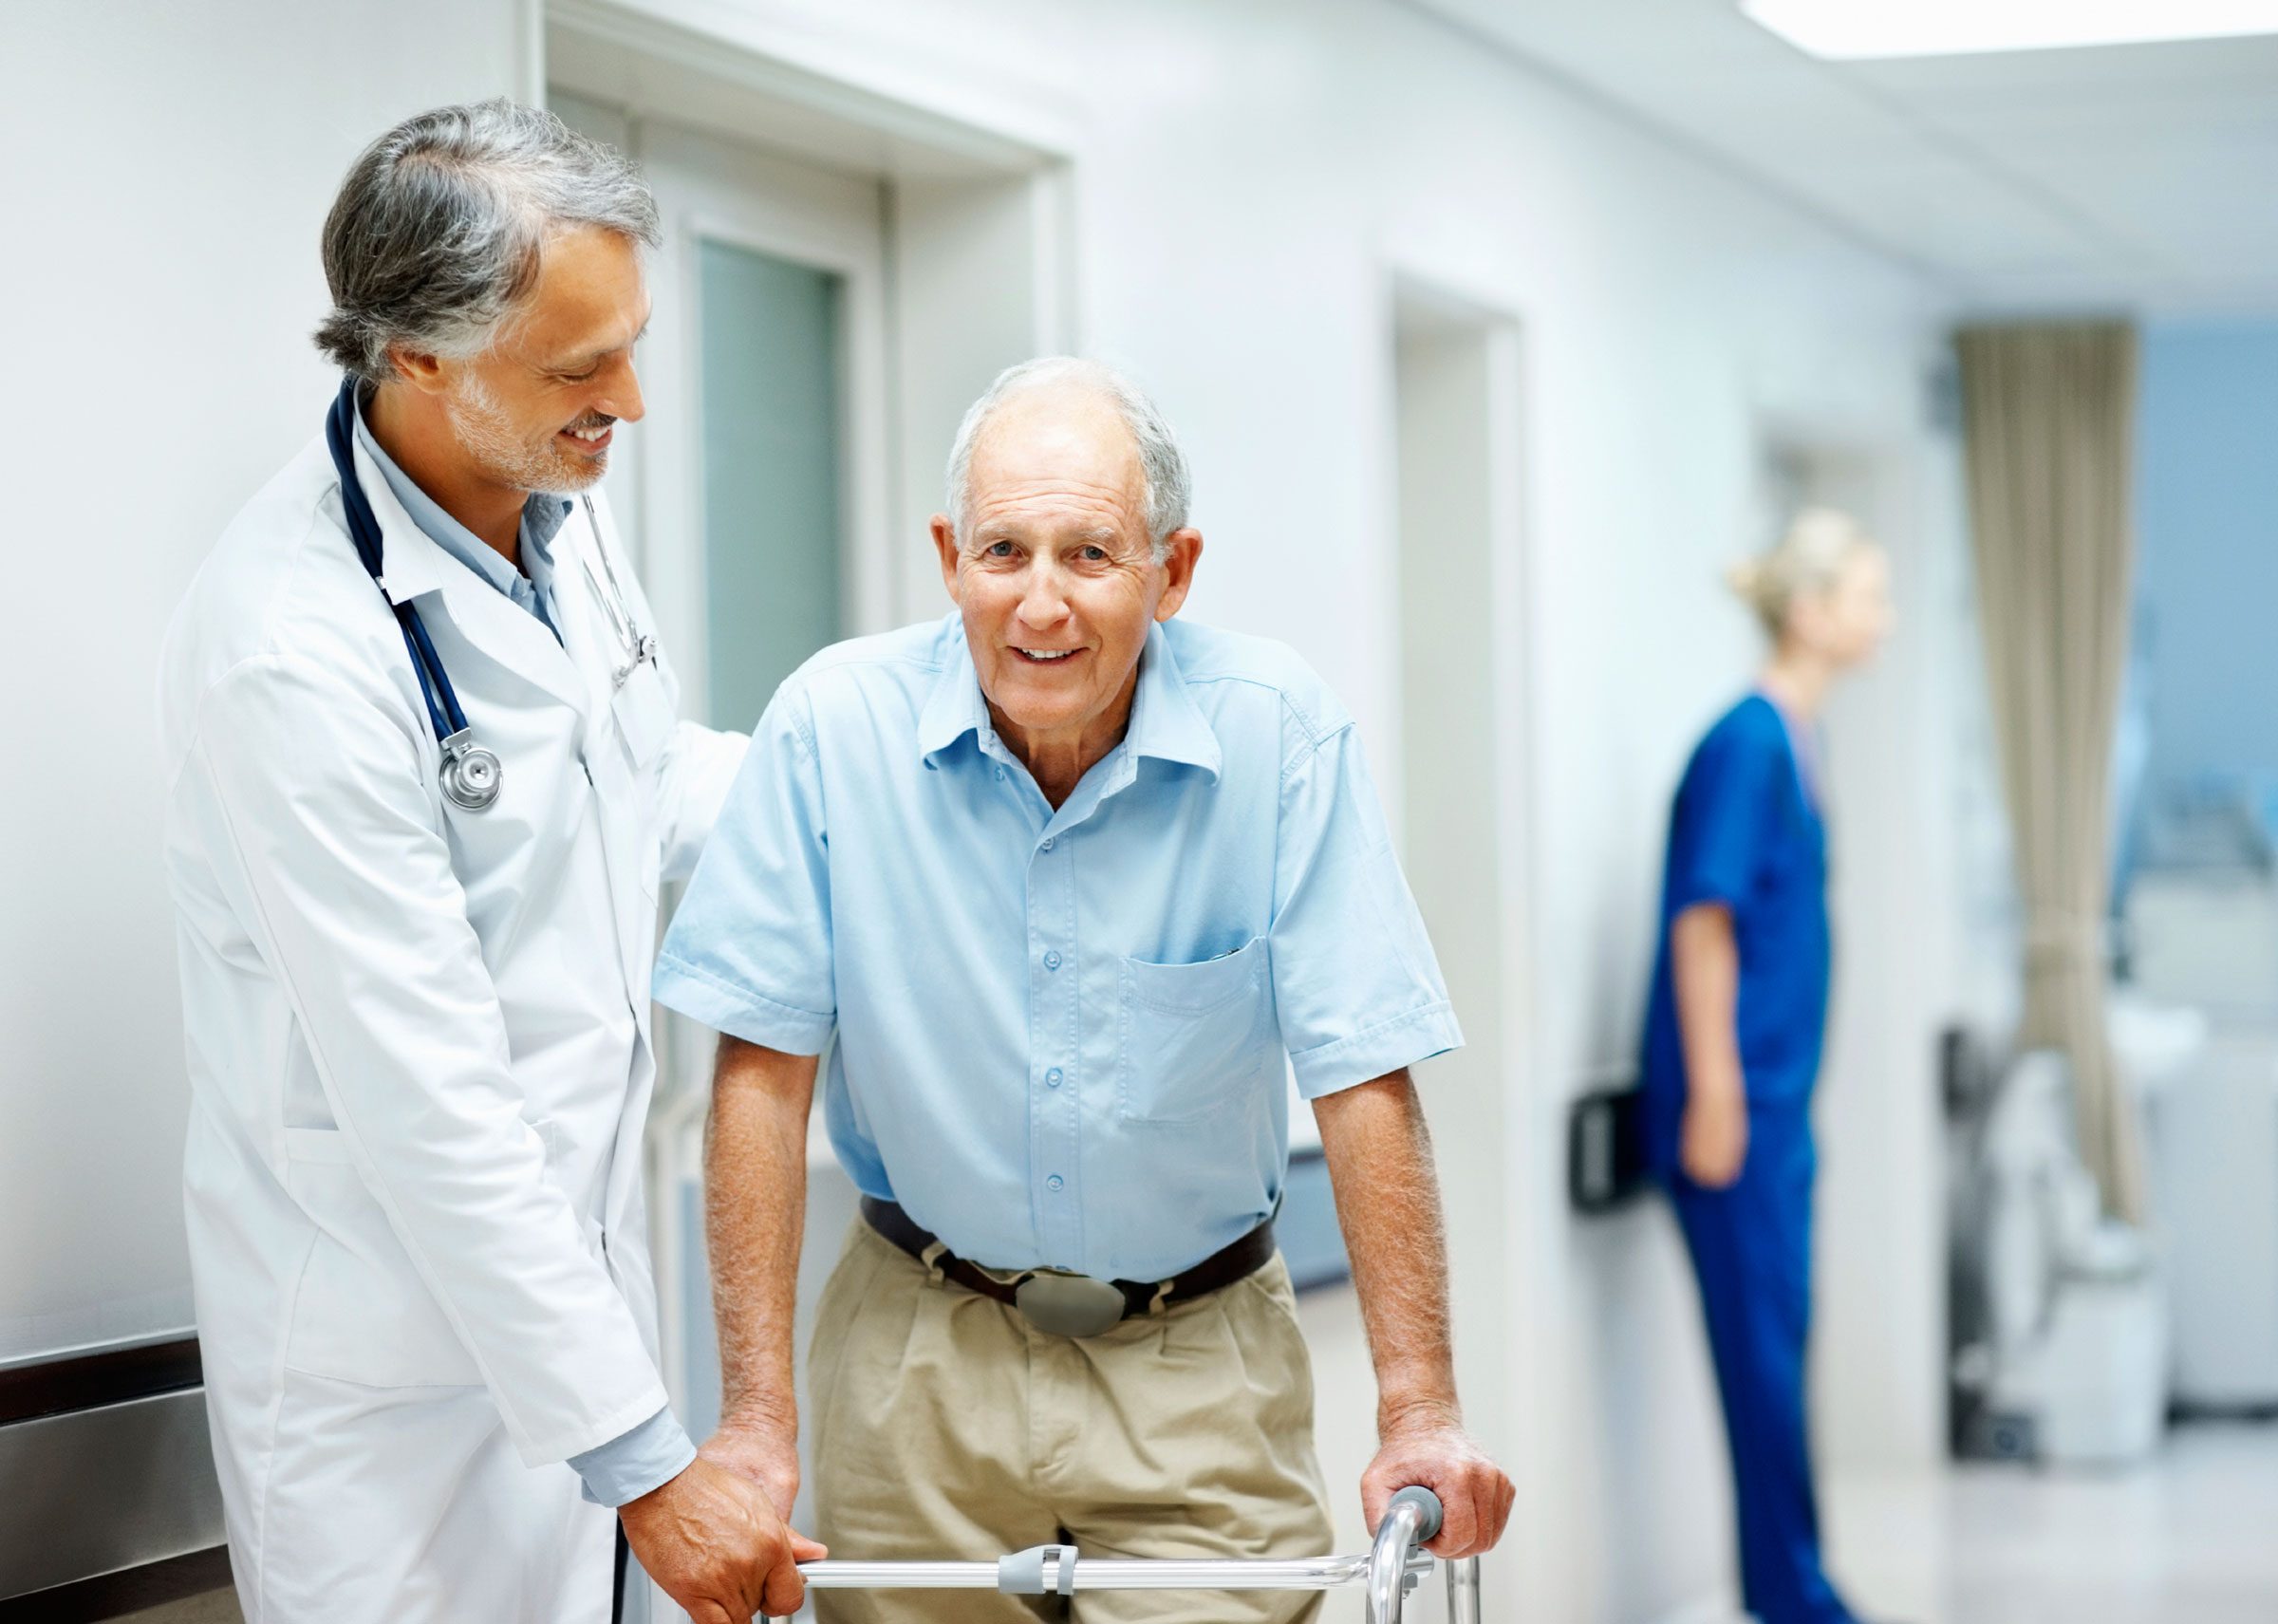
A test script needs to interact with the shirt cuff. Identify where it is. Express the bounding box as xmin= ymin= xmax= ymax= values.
xmin=570 ymin=1403 xmax=698 ymax=1508
xmin=1290 ymin=1001 xmax=1465 ymax=1099
xmin=652 ymin=952 xmax=836 ymax=1055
